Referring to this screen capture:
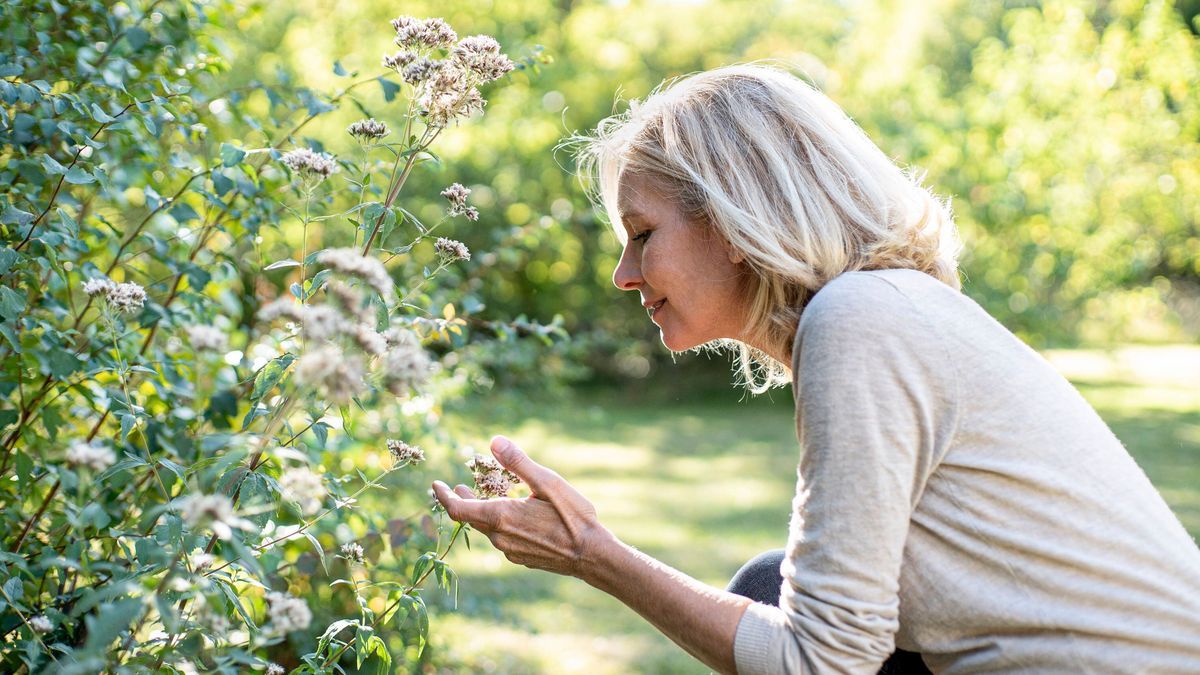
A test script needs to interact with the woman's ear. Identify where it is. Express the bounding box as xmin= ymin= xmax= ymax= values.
xmin=728 ymin=247 xmax=747 ymax=265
